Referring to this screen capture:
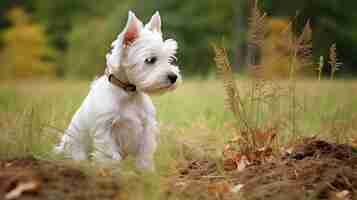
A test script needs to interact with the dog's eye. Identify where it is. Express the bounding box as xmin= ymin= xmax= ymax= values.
xmin=145 ymin=57 xmax=157 ymax=65
xmin=169 ymin=56 xmax=177 ymax=65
